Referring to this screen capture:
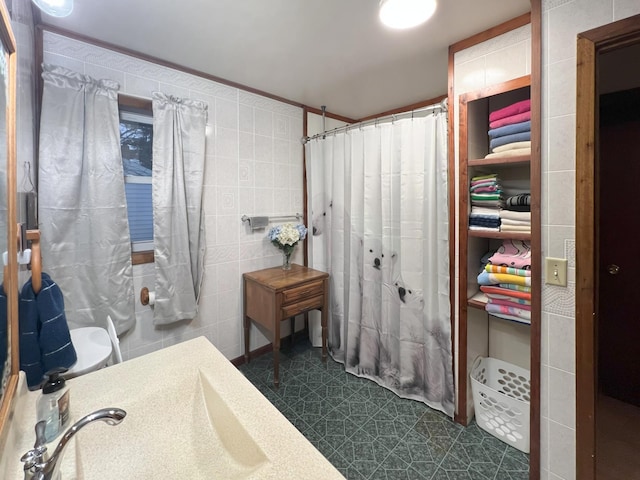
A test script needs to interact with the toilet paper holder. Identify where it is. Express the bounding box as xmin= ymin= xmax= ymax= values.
xmin=140 ymin=287 xmax=156 ymax=306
